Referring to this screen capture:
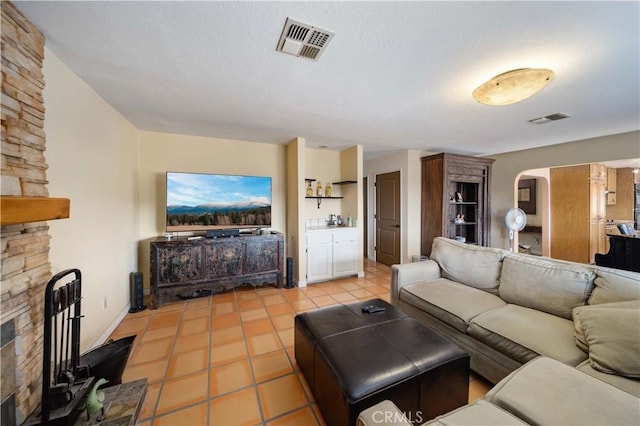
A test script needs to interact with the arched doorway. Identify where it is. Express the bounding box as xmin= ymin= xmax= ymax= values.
xmin=514 ymin=170 xmax=550 ymax=256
